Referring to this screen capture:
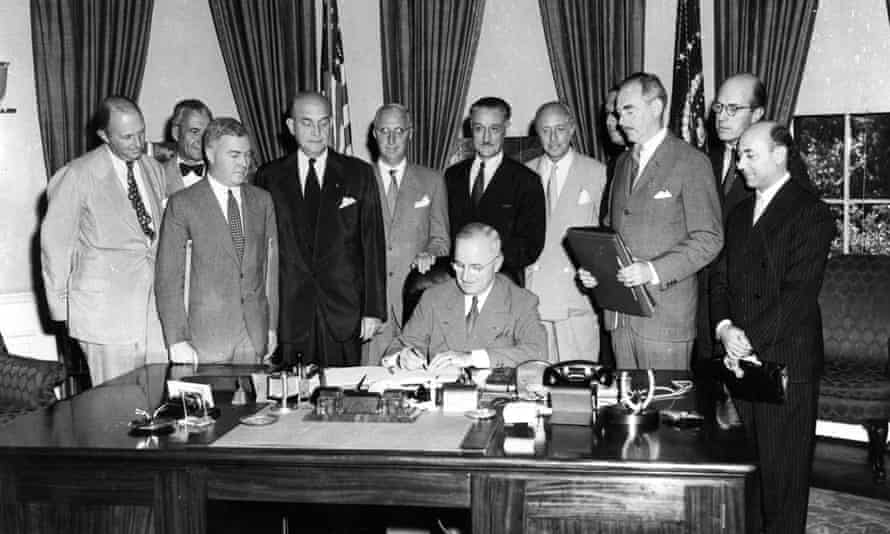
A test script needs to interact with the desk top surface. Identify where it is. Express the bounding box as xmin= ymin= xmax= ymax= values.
xmin=0 ymin=365 xmax=755 ymax=474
